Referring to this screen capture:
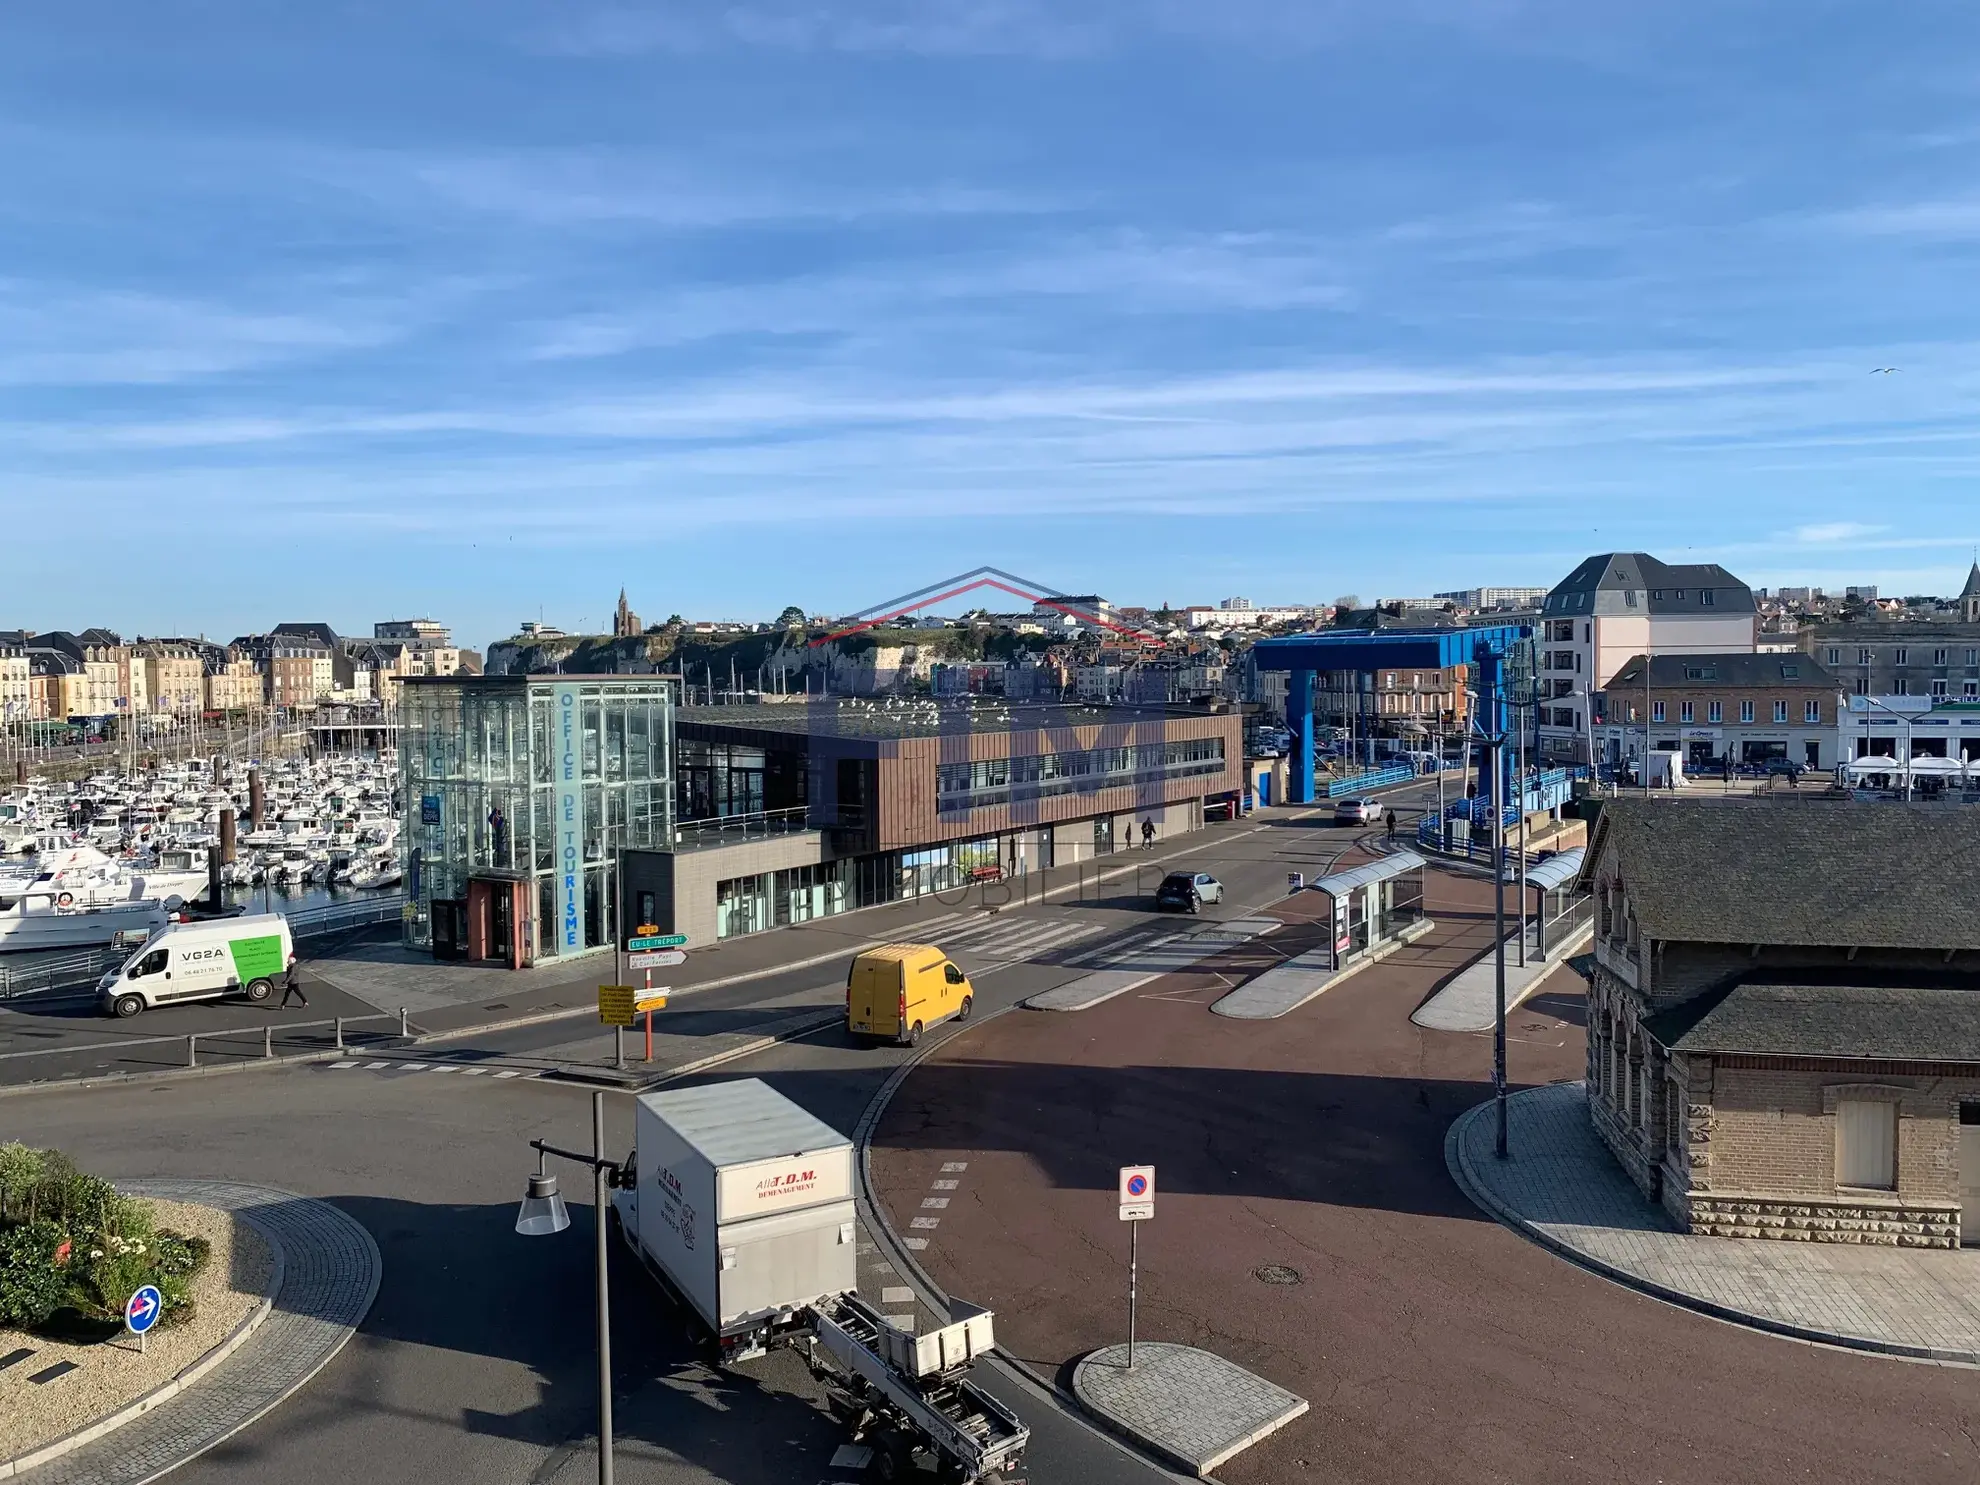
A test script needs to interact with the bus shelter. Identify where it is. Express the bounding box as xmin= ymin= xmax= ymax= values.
xmin=1311 ymin=851 xmax=1428 ymax=969
xmin=1520 ymin=846 xmax=1588 ymax=959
